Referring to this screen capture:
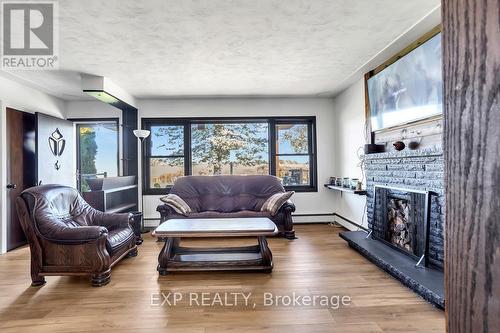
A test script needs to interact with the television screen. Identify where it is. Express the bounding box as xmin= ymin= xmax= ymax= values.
xmin=367 ymin=33 xmax=443 ymax=131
